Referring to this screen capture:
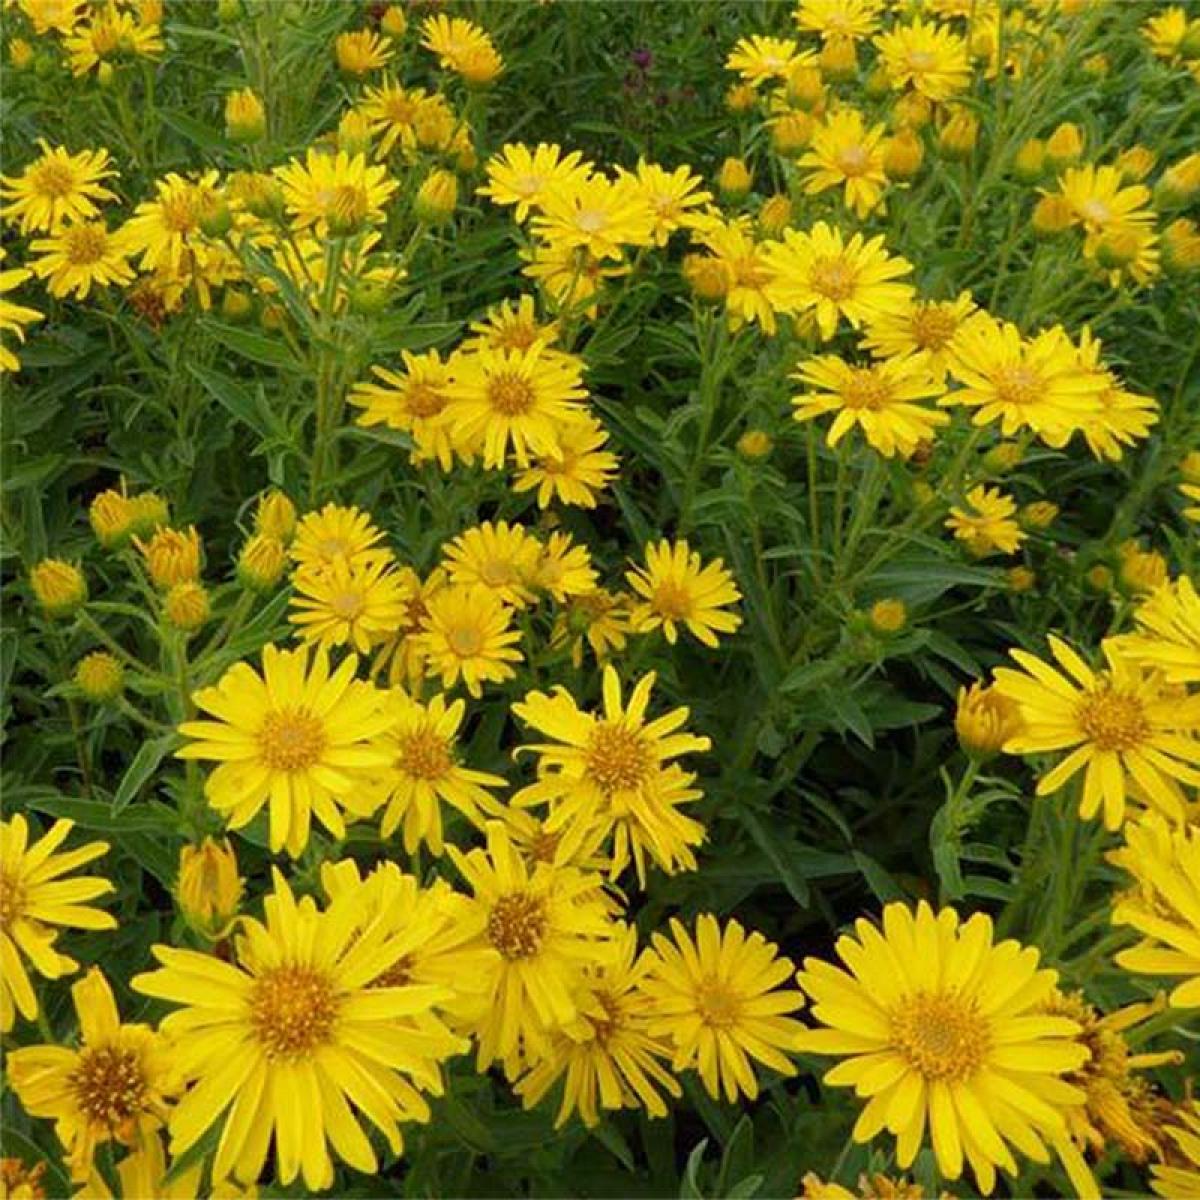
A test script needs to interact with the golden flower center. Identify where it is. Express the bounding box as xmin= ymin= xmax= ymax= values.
xmin=836 ymin=145 xmax=871 ymax=177
xmin=810 ymin=255 xmax=857 ymax=301
xmin=159 ymin=193 xmax=196 ymax=233
xmin=993 ymin=364 xmax=1043 ymax=408
xmin=575 ymin=208 xmax=607 ymax=234
xmin=405 ymin=382 xmax=445 ymax=419
xmin=513 ymin=173 xmax=543 ymax=197
xmin=0 ymin=871 xmax=25 ymax=927
xmin=316 ymin=536 xmax=351 ymax=559
xmin=62 ymin=224 xmax=108 ymax=265
xmin=1078 ymin=686 xmax=1149 ymax=752
xmin=383 ymin=96 xmax=418 ymax=124
xmin=488 ymin=372 xmax=536 ymax=416
xmin=396 ymin=729 xmax=452 ymax=780
xmin=258 ymin=707 xmax=327 ymax=771
xmin=479 ymin=558 xmax=517 ymax=587
xmin=695 ymin=976 xmax=741 ymax=1029
xmin=329 ymin=590 xmax=365 ymax=619
xmin=907 ymin=49 xmax=937 ymax=72
xmin=70 ymin=1045 xmax=149 ymax=1127
xmin=1080 ymin=198 xmax=1112 ymax=226
xmin=447 ymin=624 xmax=484 ymax=657
xmin=651 ymin=579 xmax=694 ymax=619
xmin=892 ymin=991 xmax=991 ymax=1082
xmin=733 ymin=256 xmax=770 ymax=288
xmin=842 ymin=368 xmax=891 ymax=410
xmin=488 ymin=892 xmax=548 ymax=960
xmin=250 ymin=965 xmax=339 ymax=1060
xmin=910 ymin=305 xmax=958 ymax=349
xmin=586 ymin=722 xmax=651 ymax=795
xmin=30 ymin=161 xmax=77 ymax=198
